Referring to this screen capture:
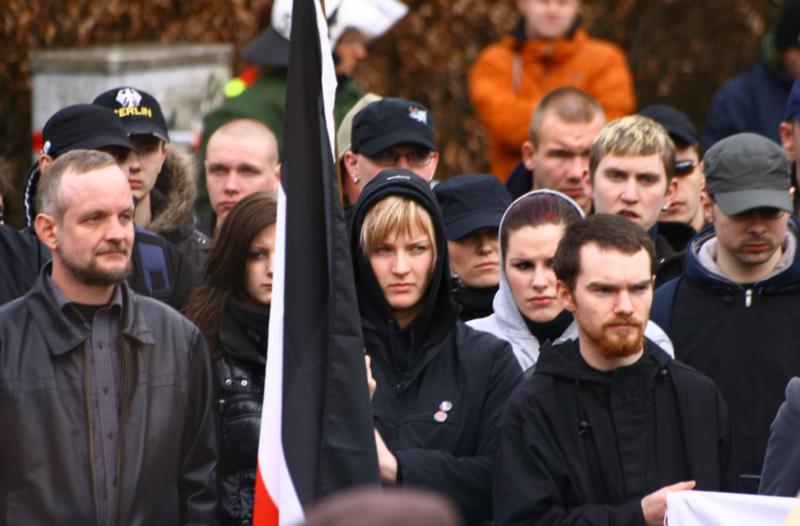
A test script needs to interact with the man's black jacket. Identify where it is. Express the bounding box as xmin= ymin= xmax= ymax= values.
xmin=0 ymin=269 xmax=218 ymax=525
